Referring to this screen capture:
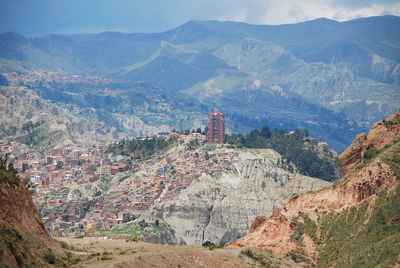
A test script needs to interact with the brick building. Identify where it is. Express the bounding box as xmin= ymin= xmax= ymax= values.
xmin=207 ymin=109 xmax=225 ymax=144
